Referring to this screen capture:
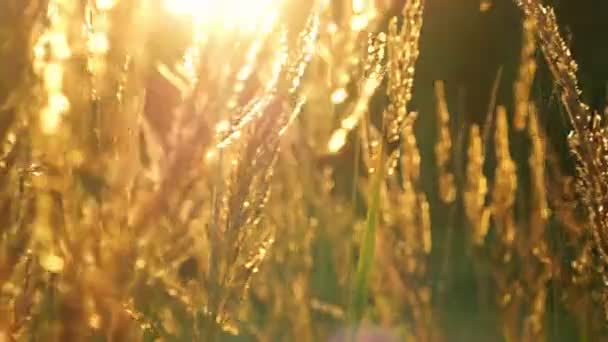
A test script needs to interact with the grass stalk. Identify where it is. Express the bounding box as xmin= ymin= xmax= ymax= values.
xmin=348 ymin=139 xmax=384 ymax=326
